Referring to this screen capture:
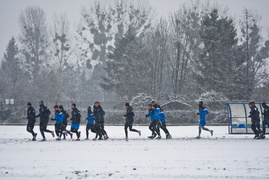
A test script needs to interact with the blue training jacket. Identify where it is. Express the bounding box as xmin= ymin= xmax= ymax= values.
xmin=147 ymin=112 xmax=154 ymax=122
xmin=199 ymin=109 xmax=209 ymax=126
xmin=154 ymin=108 xmax=161 ymax=120
xmin=52 ymin=112 xmax=65 ymax=124
xmin=160 ymin=112 xmax=166 ymax=123
xmin=87 ymin=114 xmax=94 ymax=124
